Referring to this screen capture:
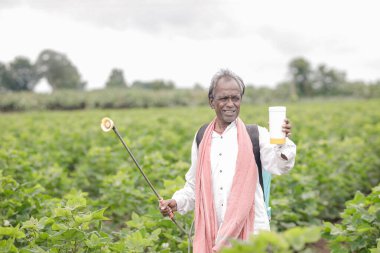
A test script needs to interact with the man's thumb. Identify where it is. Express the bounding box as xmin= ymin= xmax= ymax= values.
xmin=159 ymin=200 xmax=168 ymax=210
